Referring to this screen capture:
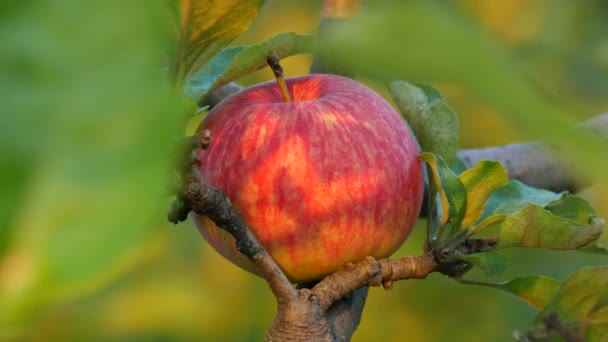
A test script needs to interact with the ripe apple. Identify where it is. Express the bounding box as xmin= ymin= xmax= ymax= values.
xmin=192 ymin=74 xmax=424 ymax=282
